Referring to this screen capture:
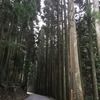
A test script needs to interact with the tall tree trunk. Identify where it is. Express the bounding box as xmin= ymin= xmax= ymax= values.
xmin=87 ymin=0 xmax=99 ymax=100
xmin=23 ymin=45 xmax=31 ymax=92
xmin=62 ymin=0 xmax=67 ymax=100
xmin=0 ymin=46 xmax=9 ymax=84
xmin=57 ymin=0 xmax=62 ymax=99
xmin=93 ymin=0 xmax=100 ymax=58
xmin=68 ymin=0 xmax=84 ymax=99
xmin=45 ymin=25 xmax=49 ymax=95
xmin=23 ymin=33 xmax=34 ymax=92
